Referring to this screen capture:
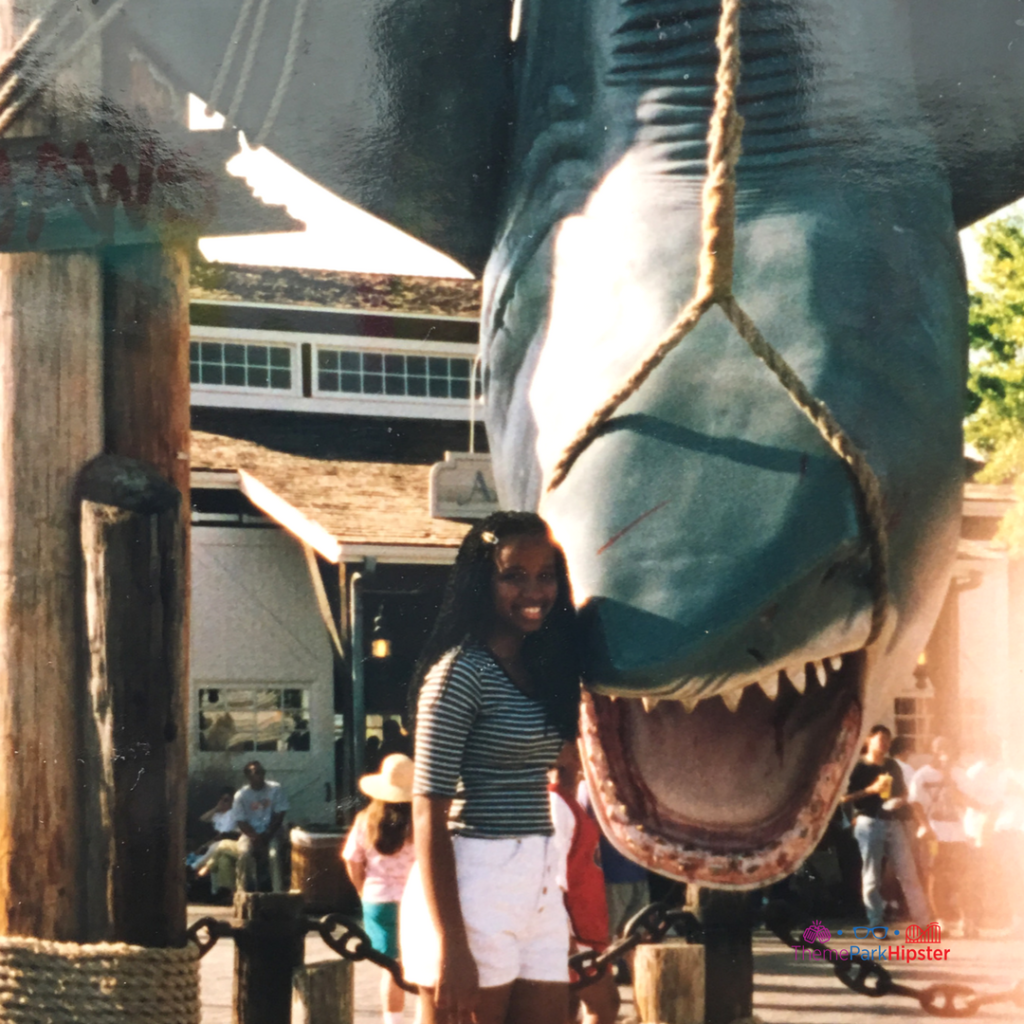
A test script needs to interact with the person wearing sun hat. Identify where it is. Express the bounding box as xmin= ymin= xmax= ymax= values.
xmin=343 ymin=753 xmax=416 ymax=1024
